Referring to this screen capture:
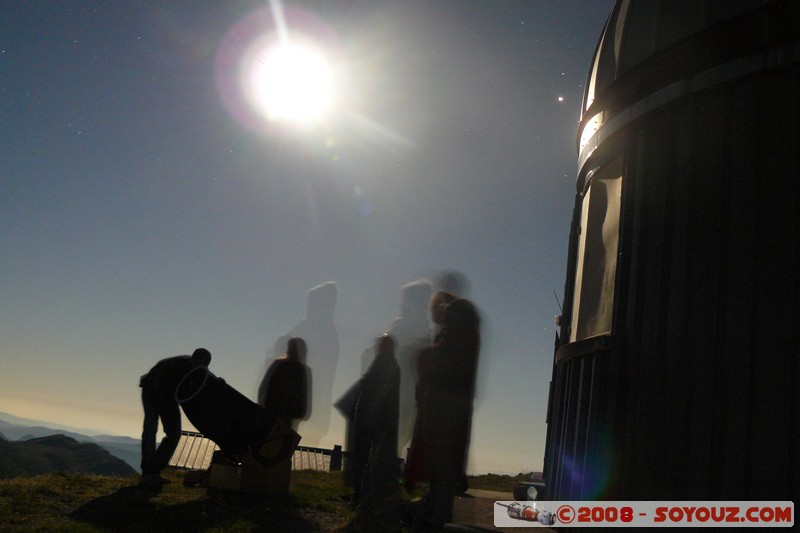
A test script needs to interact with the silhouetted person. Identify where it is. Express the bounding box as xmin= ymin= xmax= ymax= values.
xmin=436 ymin=271 xmax=486 ymax=409
xmin=258 ymin=337 xmax=311 ymax=432
xmin=403 ymin=291 xmax=456 ymax=491
xmin=404 ymin=297 xmax=480 ymax=528
xmin=429 ymin=290 xmax=457 ymax=338
xmin=139 ymin=347 xmax=211 ymax=487
xmin=357 ymin=280 xmax=432 ymax=452
xmin=345 ymin=334 xmax=401 ymax=529
xmin=269 ymin=282 xmax=339 ymax=446
xmin=389 ymin=280 xmax=433 ymax=452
